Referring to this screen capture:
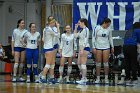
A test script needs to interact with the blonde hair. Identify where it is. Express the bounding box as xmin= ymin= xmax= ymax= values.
xmin=48 ymin=18 xmax=56 ymax=24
